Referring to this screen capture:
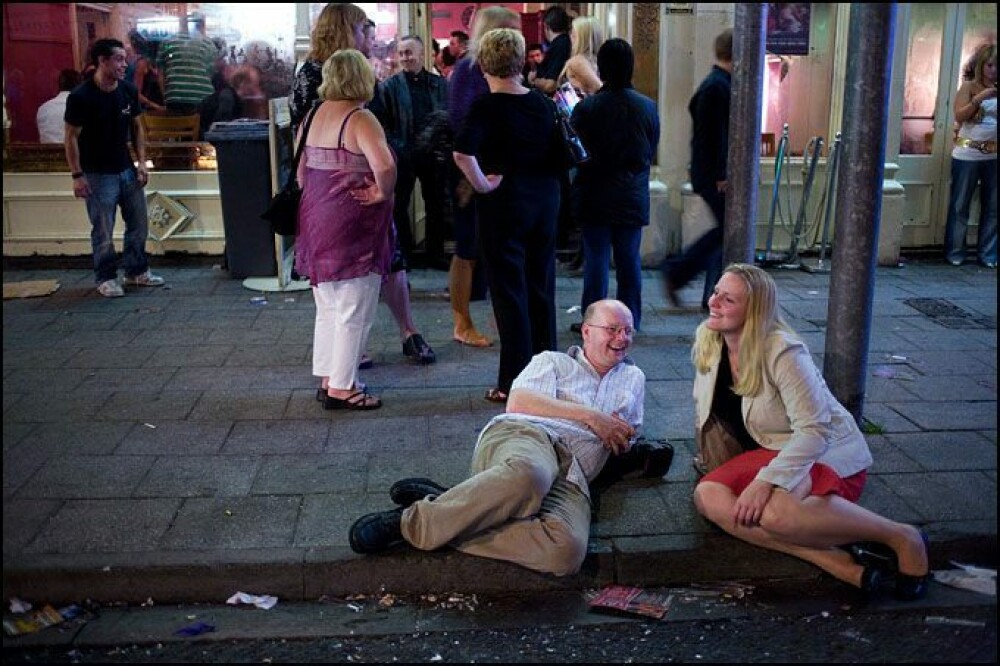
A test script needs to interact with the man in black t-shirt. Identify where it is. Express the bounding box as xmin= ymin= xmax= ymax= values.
xmin=65 ymin=38 xmax=164 ymax=298
xmin=528 ymin=6 xmax=571 ymax=95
